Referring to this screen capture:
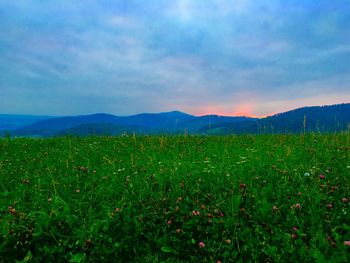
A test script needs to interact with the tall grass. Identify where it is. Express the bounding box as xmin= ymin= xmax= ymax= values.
xmin=0 ymin=133 xmax=349 ymax=262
